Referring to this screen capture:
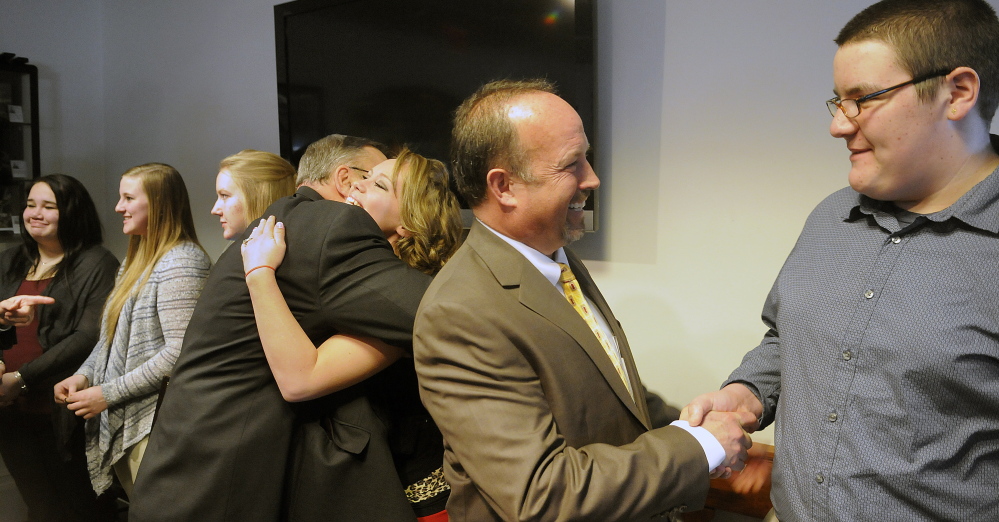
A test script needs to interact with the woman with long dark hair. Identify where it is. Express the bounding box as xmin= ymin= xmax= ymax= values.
xmin=0 ymin=174 xmax=120 ymax=520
